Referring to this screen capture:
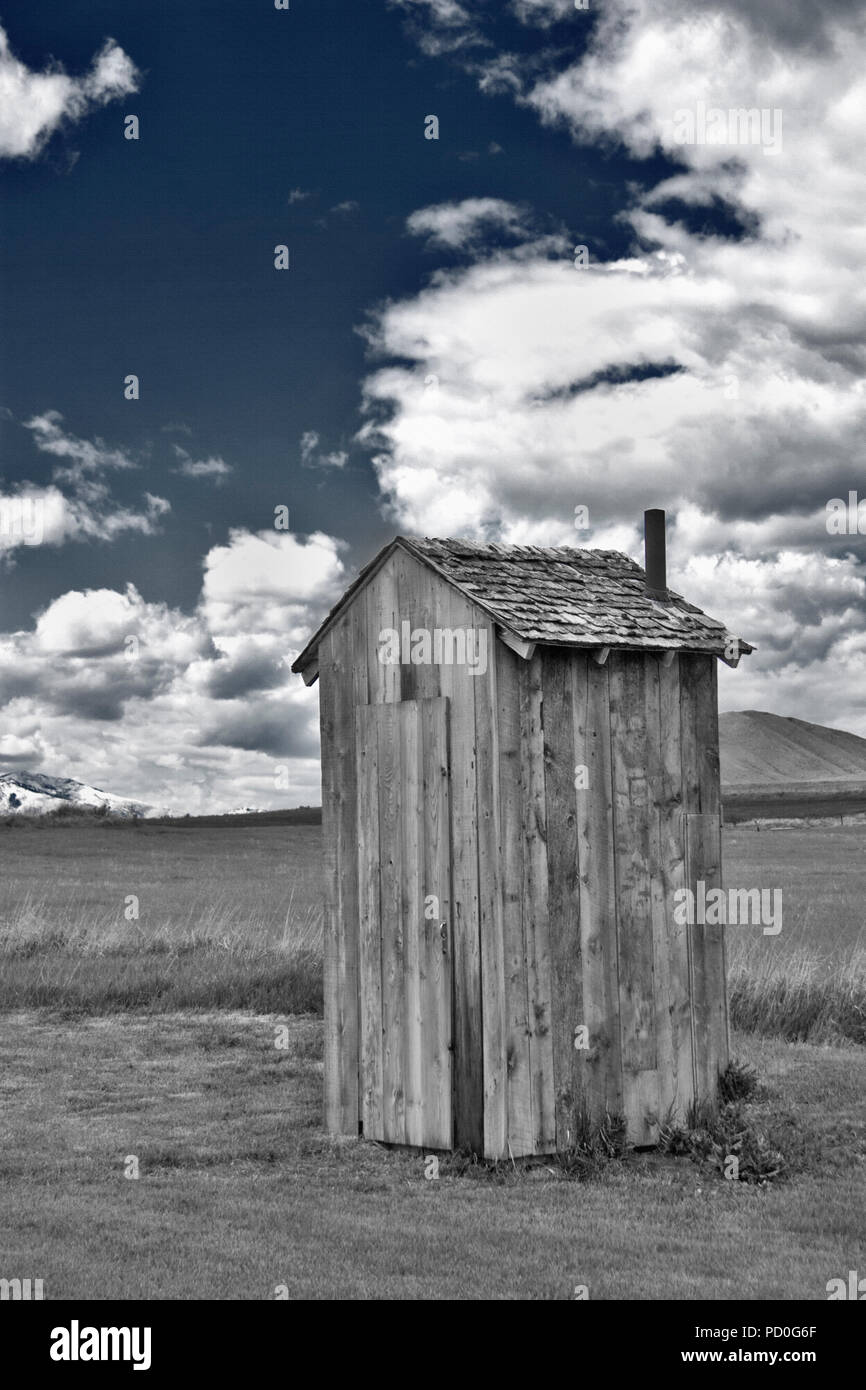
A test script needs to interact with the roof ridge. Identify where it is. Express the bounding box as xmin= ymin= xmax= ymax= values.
xmin=406 ymin=535 xmax=639 ymax=564
xmin=291 ymin=532 xmax=754 ymax=677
